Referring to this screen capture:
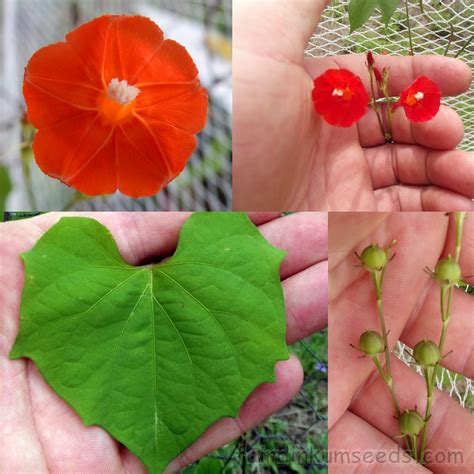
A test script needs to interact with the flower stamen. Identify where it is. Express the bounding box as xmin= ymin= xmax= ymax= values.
xmin=107 ymin=78 xmax=141 ymax=105
xmin=405 ymin=91 xmax=424 ymax=107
